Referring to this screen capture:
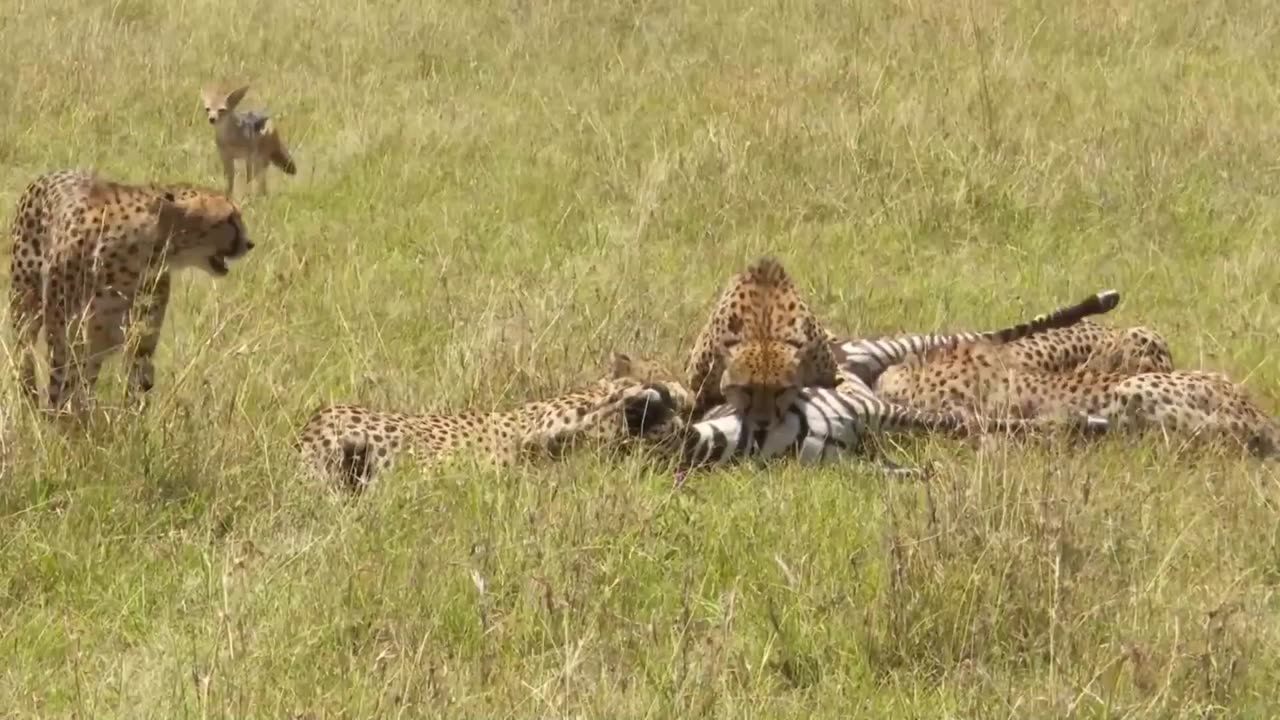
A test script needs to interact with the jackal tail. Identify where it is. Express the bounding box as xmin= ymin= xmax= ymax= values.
xmin=259 ymin=119 xmax=297 ymax=175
